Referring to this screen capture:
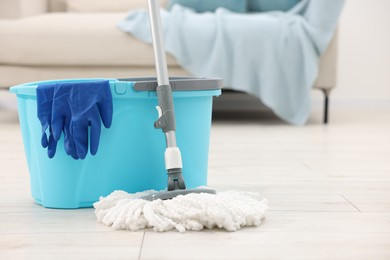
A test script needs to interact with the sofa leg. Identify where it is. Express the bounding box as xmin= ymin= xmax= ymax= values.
xmin=322 ymin=89 xmax=330 ymax=124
